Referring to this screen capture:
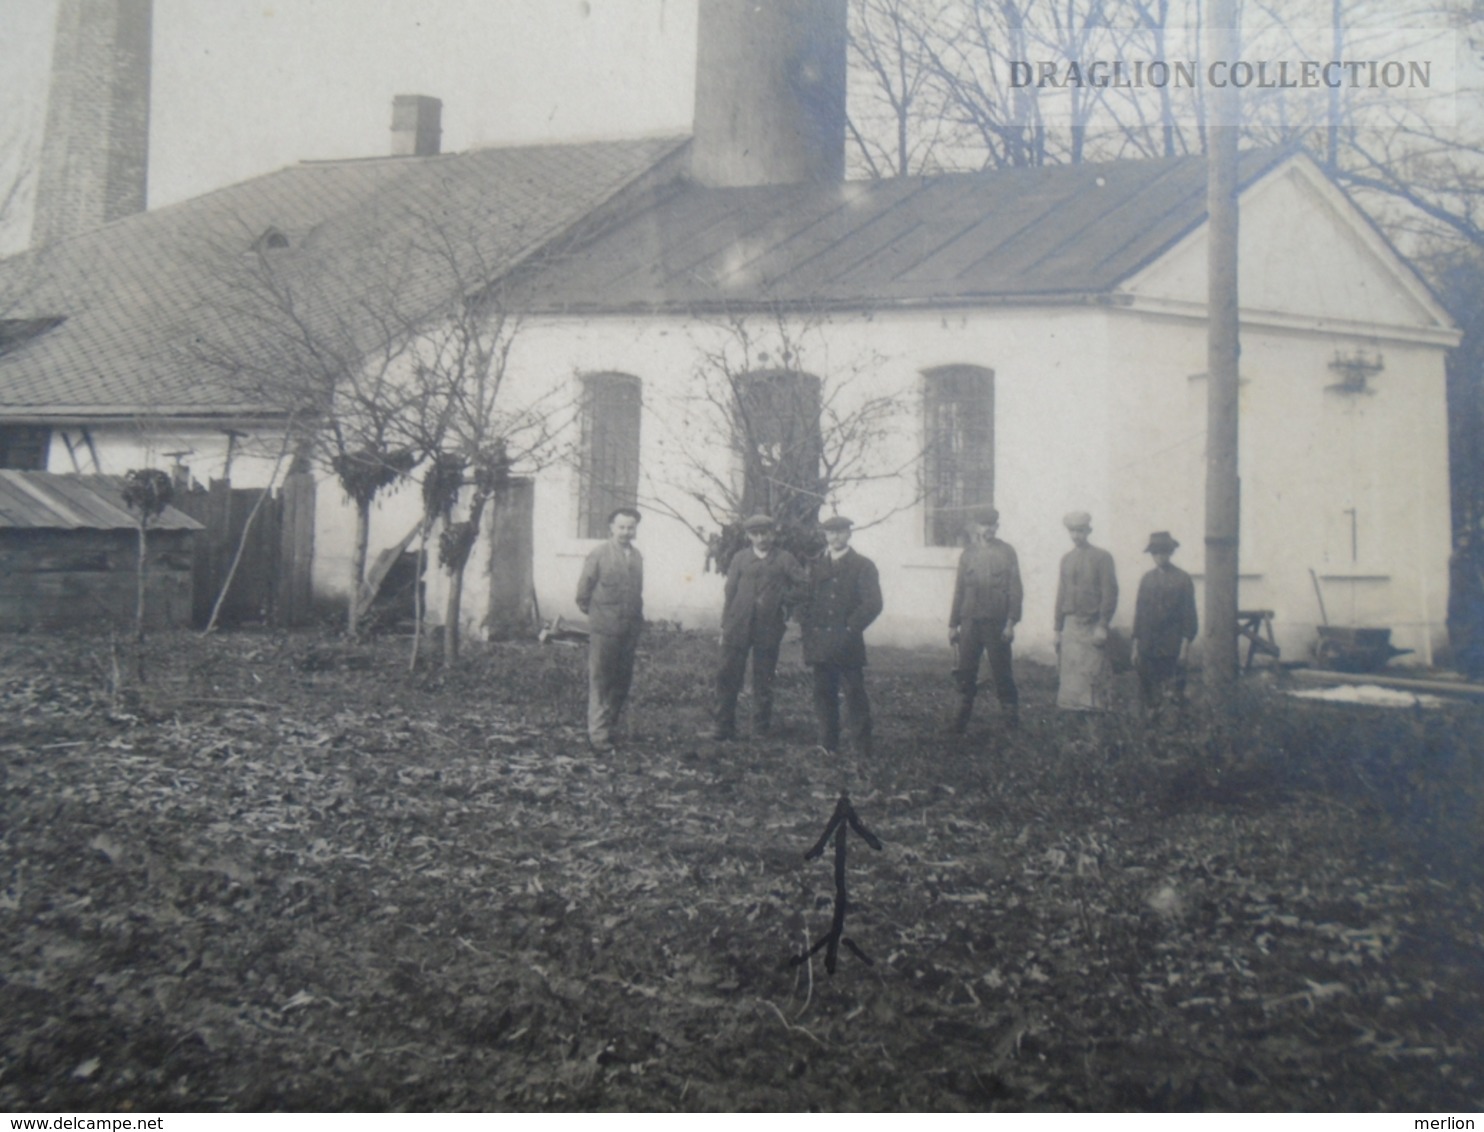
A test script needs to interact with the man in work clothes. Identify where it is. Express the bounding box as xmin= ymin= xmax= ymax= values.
xmin=799 ymin=516 xmax=883 ymax=755
xmin=947 ymin=506 xmax=1023 ymax=733
xmin=575 ymin=507 xmax=644 ymax=752
xmin=1131 ymin=530 xmax=1199 ymax=719
xmin=713 ymin=514 xmax=805 ymax=740
xmin=1054 ymin=511 xmax=1119 ymax=711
